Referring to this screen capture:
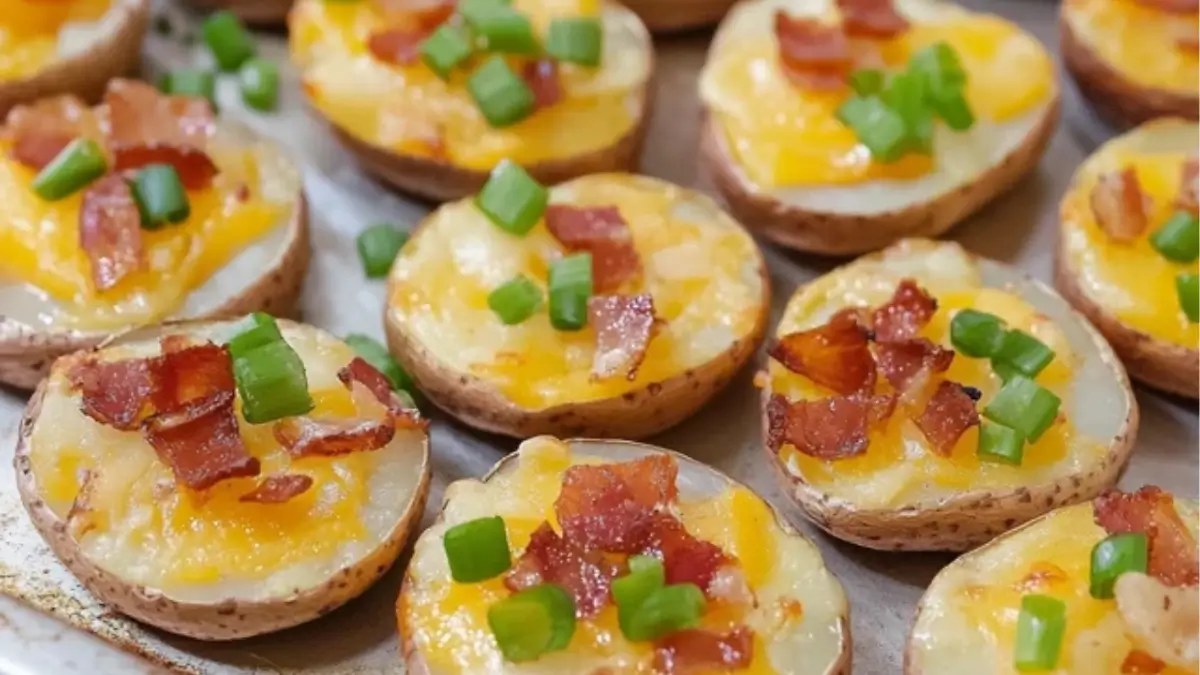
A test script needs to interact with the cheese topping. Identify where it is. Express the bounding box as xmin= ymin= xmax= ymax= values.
xmin=1064 ymin=0 xmax=1198 ymax=94
xmin=387 ymin=174 xmax=767 ymax=409
xmin=288 ymin=0 xmax=651 ymax=170
xmin=0 ymin=0 xmax=110 ymax=80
